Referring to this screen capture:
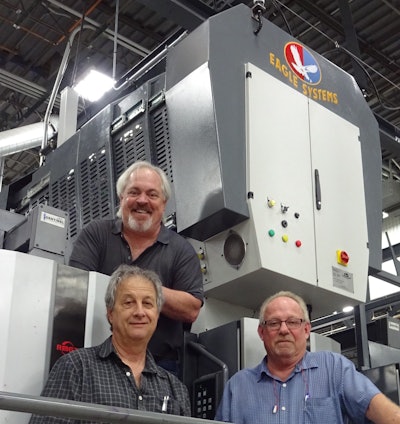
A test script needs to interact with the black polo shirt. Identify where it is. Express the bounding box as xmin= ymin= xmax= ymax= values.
xmin=69 ymin=218 xmax=204 ymax=360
